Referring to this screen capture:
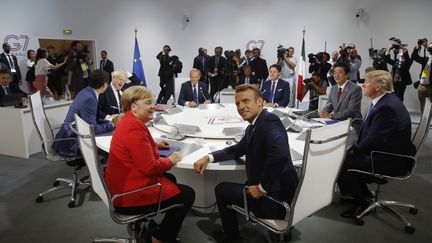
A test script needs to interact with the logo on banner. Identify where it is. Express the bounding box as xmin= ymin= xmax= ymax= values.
xmin=3 ymin=34 xmax=30 ymax=58
xmin=246 ymin=40 xmax=265 ymax=51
